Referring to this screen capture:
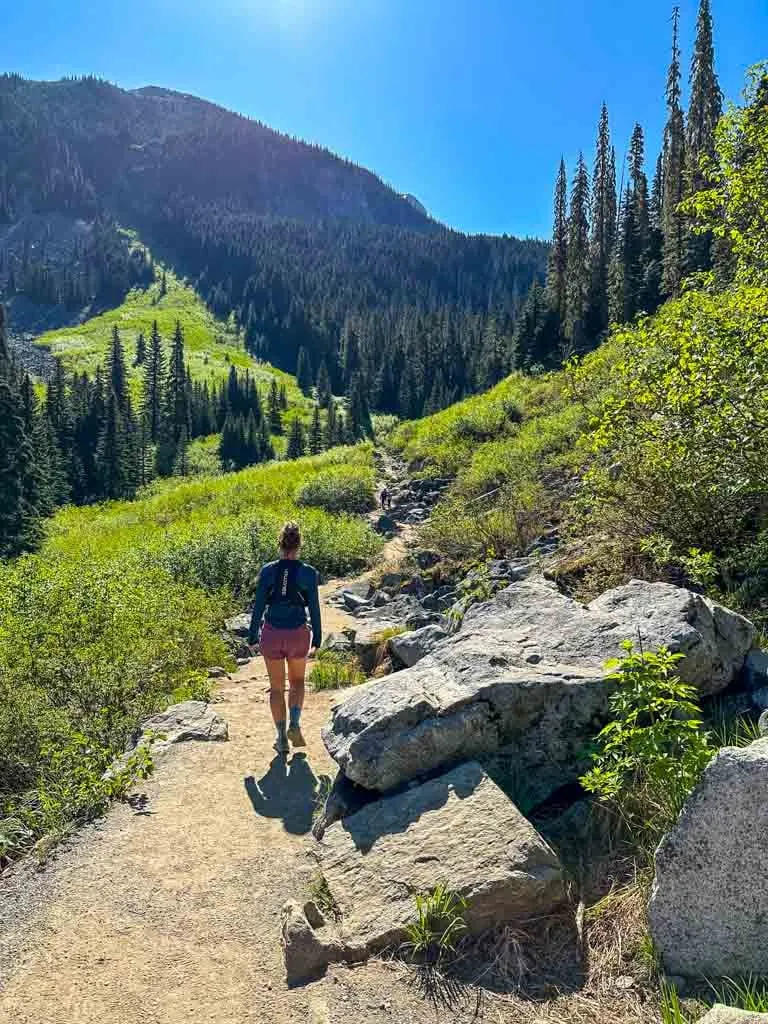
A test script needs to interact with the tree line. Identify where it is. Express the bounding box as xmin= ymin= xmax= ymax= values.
xmin=516 ymin=0 xmax=724 ymax=369
xmin=0 ymin=306 xmax=375 ymax=557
